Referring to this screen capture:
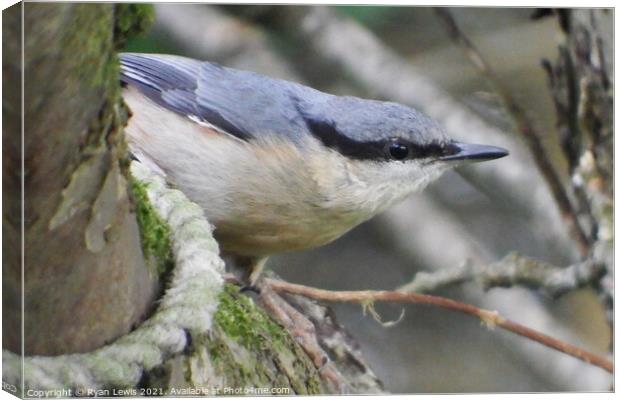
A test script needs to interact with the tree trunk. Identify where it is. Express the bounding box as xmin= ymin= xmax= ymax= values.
xmin=4 ymin=3 xmax=159 ymax=356
xmin=3 ymin=2 xmax=24 ymax=360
